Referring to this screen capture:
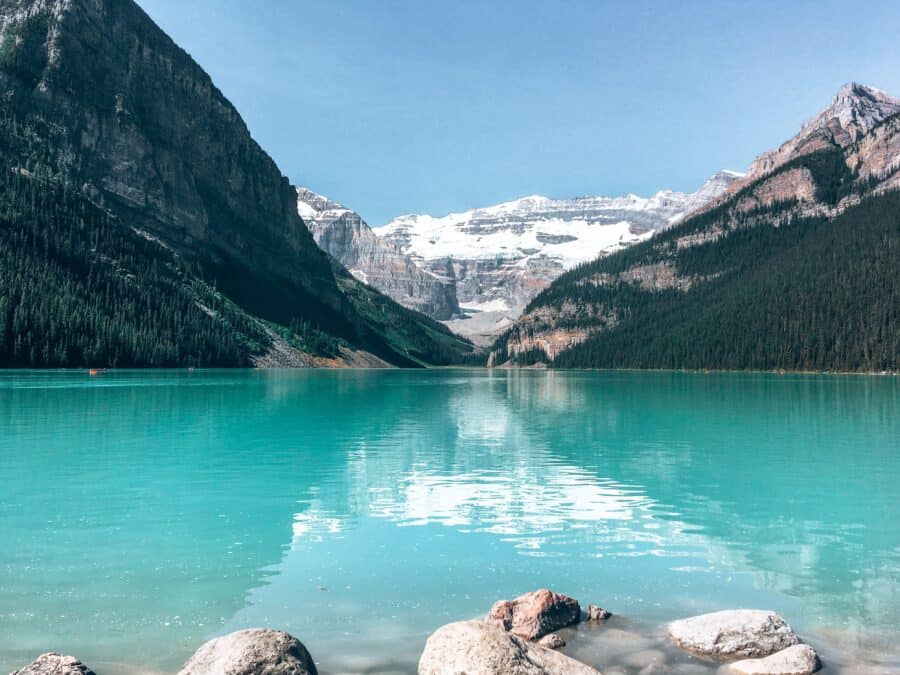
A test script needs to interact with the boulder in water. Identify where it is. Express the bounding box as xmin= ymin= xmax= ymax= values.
xmin=418 ymin=620 xmax=600 ymax=674
xmin=586 ymin=604 xmax=612 ymax=621
xmin=177 ymin=628 xmax=317 ymax=675
xmin=726 ymin=644 xmax=821 ymax=675
xmin=667 ymin=610 xmax=799 ymax=659
xmin=486 ymin=588 xmax=581 ymax=640
xmin=12 ymin=653 xmax=96 ymax=675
